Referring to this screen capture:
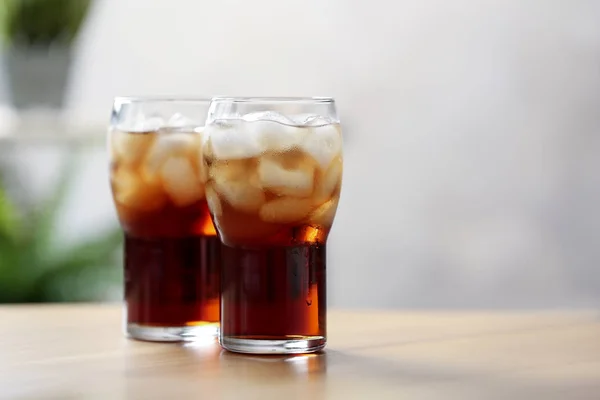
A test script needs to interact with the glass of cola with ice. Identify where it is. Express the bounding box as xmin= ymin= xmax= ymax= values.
xmin=109 ymin=98 xmax=220 ymax=341
xmin=203 ymin=97 xmax=343 ymax=354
